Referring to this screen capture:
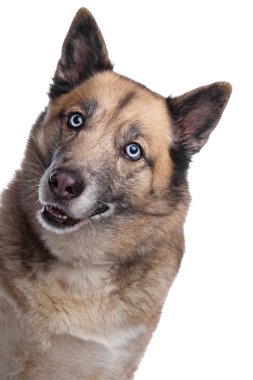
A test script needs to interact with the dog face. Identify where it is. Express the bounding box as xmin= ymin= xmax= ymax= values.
xmin=21 ymin=8 xmax=231 ymax=237
xmin=37 ymin=73 xmax=174 ymax=234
